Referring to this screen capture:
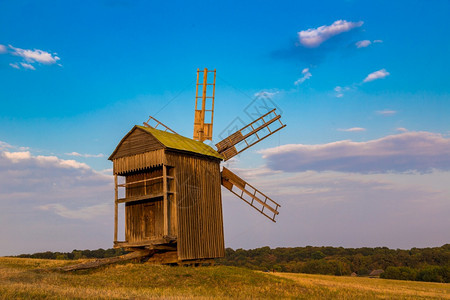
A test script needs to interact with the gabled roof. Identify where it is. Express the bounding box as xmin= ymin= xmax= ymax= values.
xmin=109 ymin=125 xmax=223 ymax=160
